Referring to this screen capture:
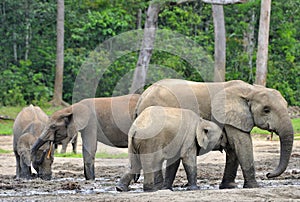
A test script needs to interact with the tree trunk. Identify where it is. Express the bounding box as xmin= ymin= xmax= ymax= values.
xmin=24 ymin=0 xmax=30 ymax=61
xmin=137 ymin=9 xmax=142 ymax=29
xmin=51 ymin=0 xmax=68 ymax=106
xmin=13 ymin=31 xmax=17 ymax=62
xmin=130 ymin=3 xmax=161 ymax=94
xmin=243 ymin=8 xmax=256 ymax=82
xmin=212 ymin=5 xmax=226 ymax=82
xmin=177 ymin=0 xmax=247 ymax=5
xmin=255 ymin=0 xmax=271 ymax=86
